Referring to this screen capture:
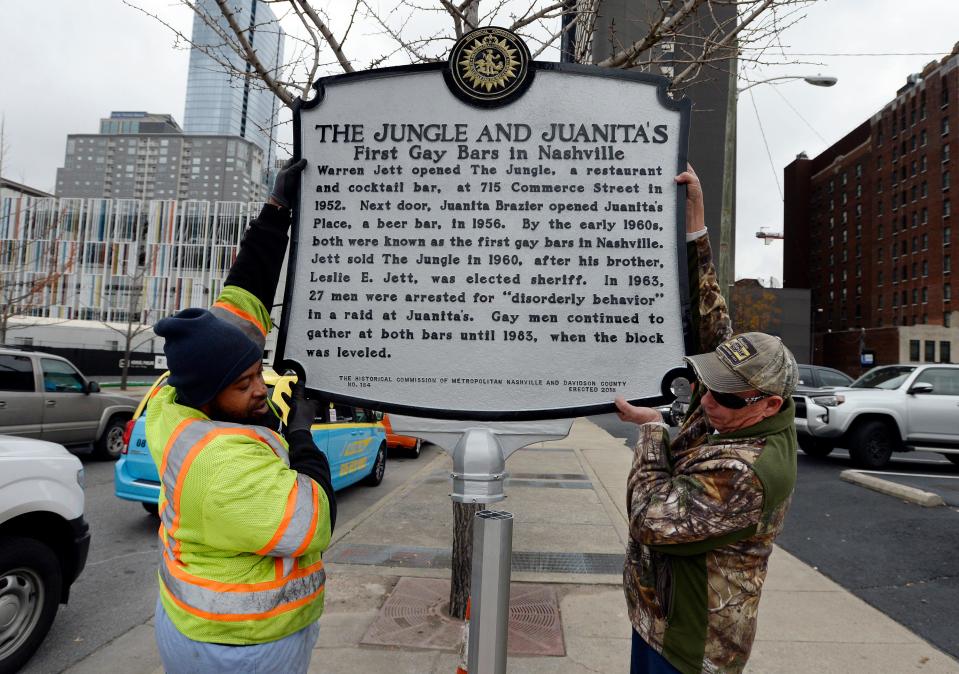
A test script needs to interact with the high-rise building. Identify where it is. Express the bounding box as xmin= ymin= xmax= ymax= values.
xmin=784 ymin=47 xmax=958 ymax=370
xmin=589 ymin=0 xmax=738 ymax=290
xmin=183 ymin=0 xmax=285 ymax=186
xmin=55 ymin=111 xmax=265 ymax=202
